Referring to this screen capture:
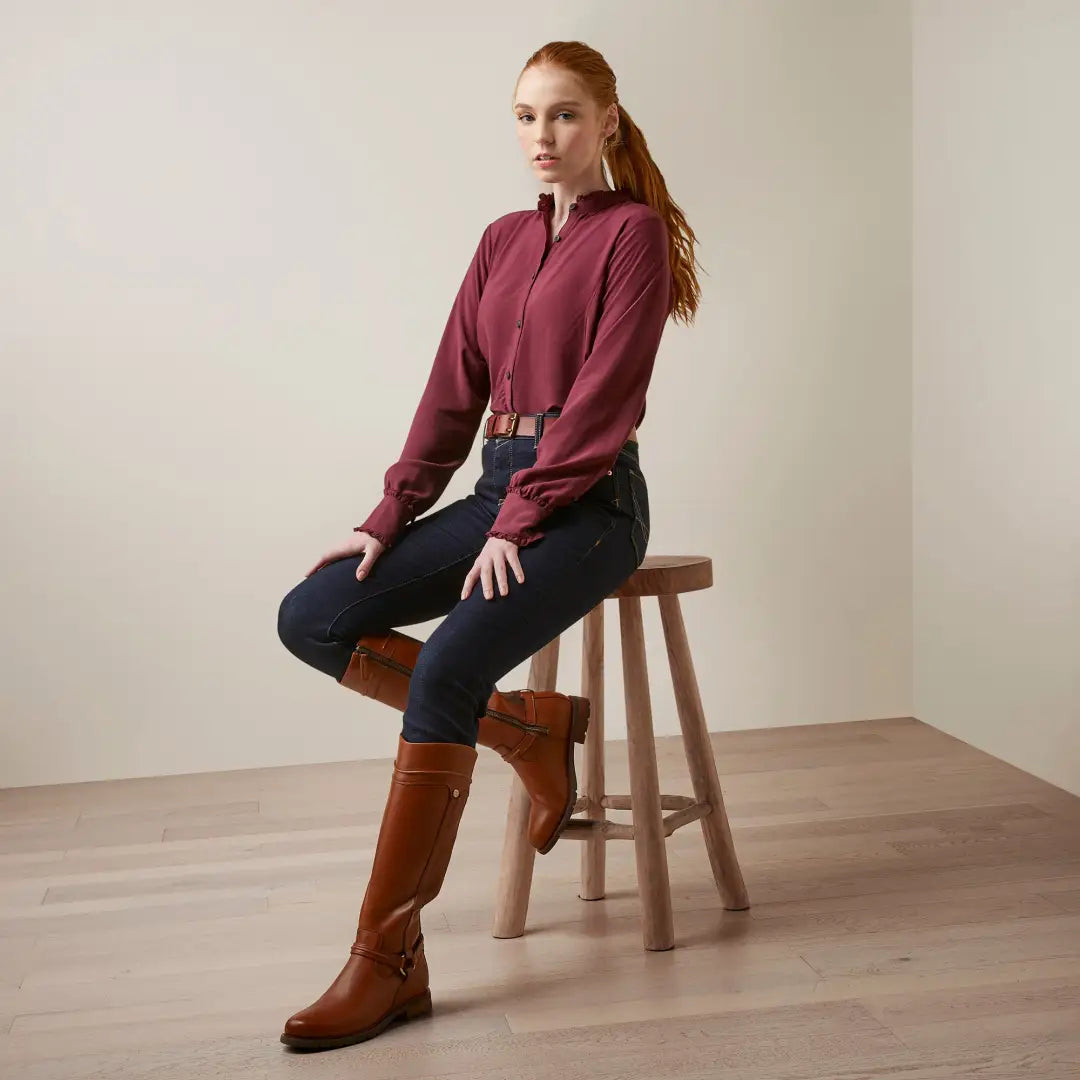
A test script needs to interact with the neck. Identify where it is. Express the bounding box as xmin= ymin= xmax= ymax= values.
xmin=548 ymin=177 xmax=610 ymax=223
